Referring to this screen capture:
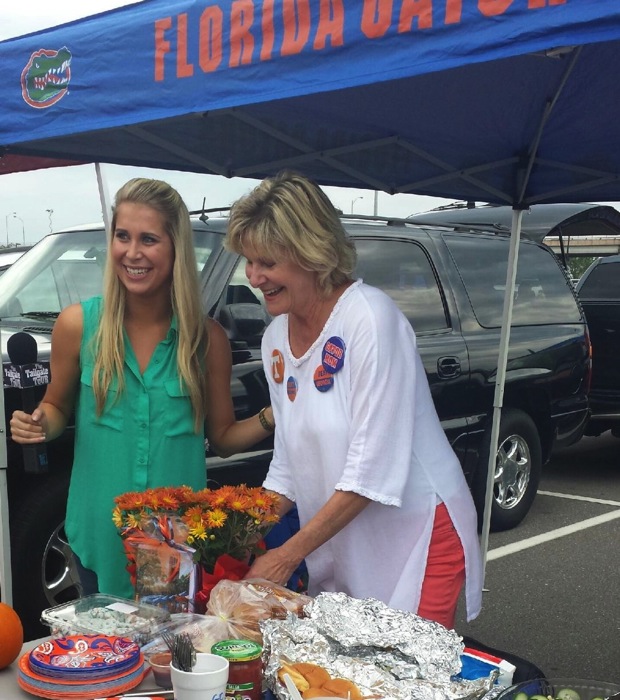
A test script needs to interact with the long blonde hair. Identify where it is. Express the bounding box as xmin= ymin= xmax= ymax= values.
xmin=92 ymin=178 xmax=208 ymax=431
xmin=226 ymin=171 xmax=357 ymax=298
